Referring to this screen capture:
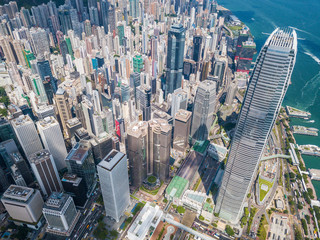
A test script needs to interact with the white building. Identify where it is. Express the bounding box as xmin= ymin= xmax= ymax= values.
xmin=171 ymin=88 xmax=187 ymax=118
xmin=1 ymin=185 xmax=44 ymax=224
xmin=127 ymin=202 xmax=163 ymax=240
xmin=181 ymin=190 xmax=206 ymax=215
xmin=37 ymin=116 xmax=68 ymax=170
xmin=97 ymin=150 xmax=130 ymax=222
xmin=11 ymin=114 xmax=43 ymax=158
